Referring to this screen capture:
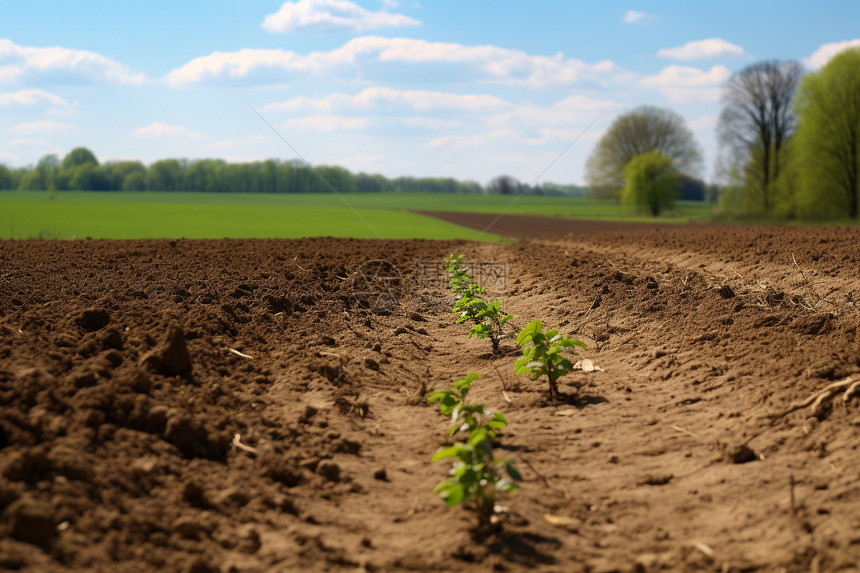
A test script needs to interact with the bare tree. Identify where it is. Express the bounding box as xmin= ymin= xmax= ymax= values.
xmin=585 ymin=106 xmax=702 ymax=198
xmin=717 ymin=60 xmax=803 ymax=213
